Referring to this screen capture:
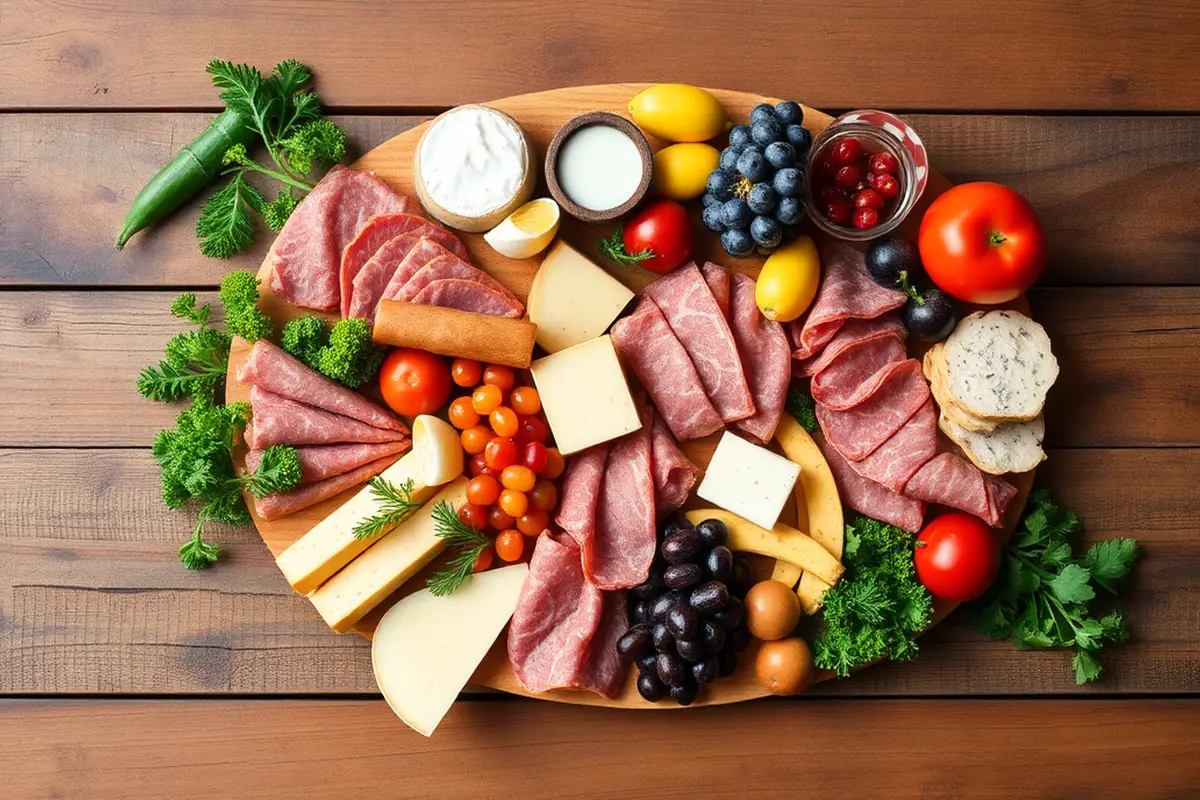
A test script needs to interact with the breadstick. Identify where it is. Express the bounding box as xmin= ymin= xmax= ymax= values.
xmin=373 ymin=301 xmax=537 ymax=368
